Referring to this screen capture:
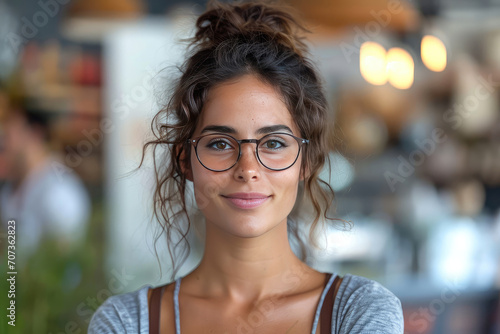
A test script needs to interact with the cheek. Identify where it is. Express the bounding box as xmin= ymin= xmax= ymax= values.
xmin=272 ymin=169 xmax=301 ymax=200
xmin=191 ymin=165 xmax=228 ymax=210
xmin=192 ymin=173 xmax=214 ymax=210
xmin=285 ymin=180 xmax=300 ymax=204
